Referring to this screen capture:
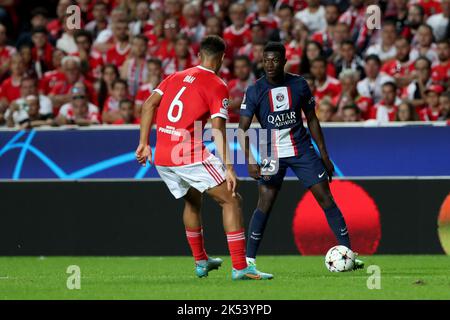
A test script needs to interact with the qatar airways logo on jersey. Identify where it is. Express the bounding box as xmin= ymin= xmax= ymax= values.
xmin=267 ymin=111 xmax=297 ymax=127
